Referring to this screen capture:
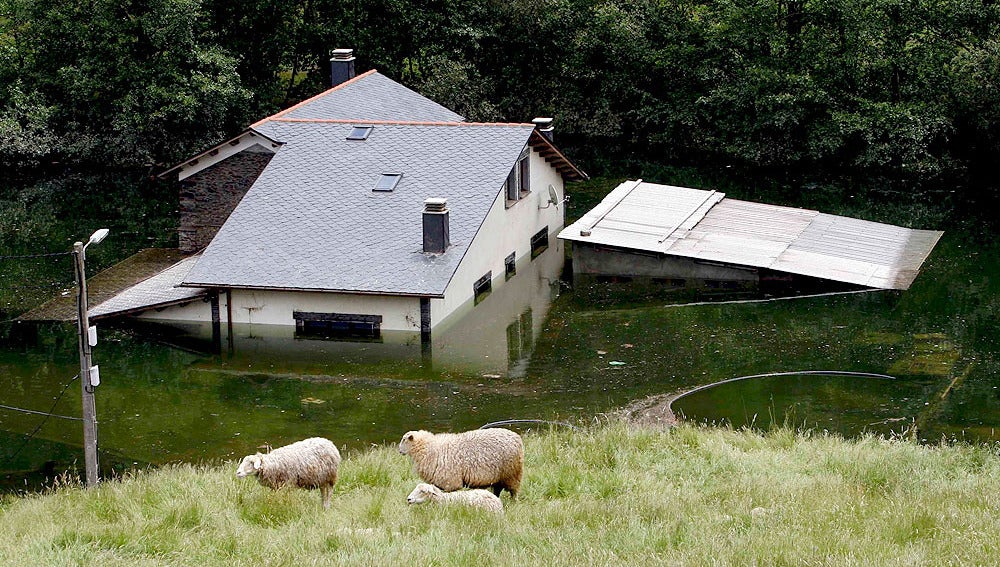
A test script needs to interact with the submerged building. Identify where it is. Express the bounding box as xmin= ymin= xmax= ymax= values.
xmin=559 ymin=180 xmax=943 ymax=294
